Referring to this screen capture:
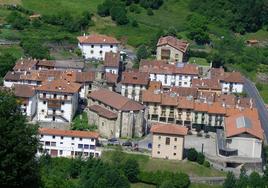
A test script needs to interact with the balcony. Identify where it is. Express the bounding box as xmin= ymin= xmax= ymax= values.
xmin=39 ymin=94 xmax=71 ymax=101
xmin=47 ymin=101 xmax=61 ymax=109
